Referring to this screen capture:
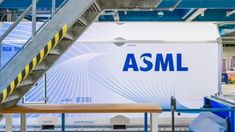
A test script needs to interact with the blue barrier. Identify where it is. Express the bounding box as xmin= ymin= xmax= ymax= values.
xmin=165 ymin=96 xmax=235 ymax=132
xmin=204 ymin=97 xmax=235 ymax=132
xmin=163 ymin=108 xmax=235 ymax=113
xmin=163 ymin=97 xmax=235 ymax=132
